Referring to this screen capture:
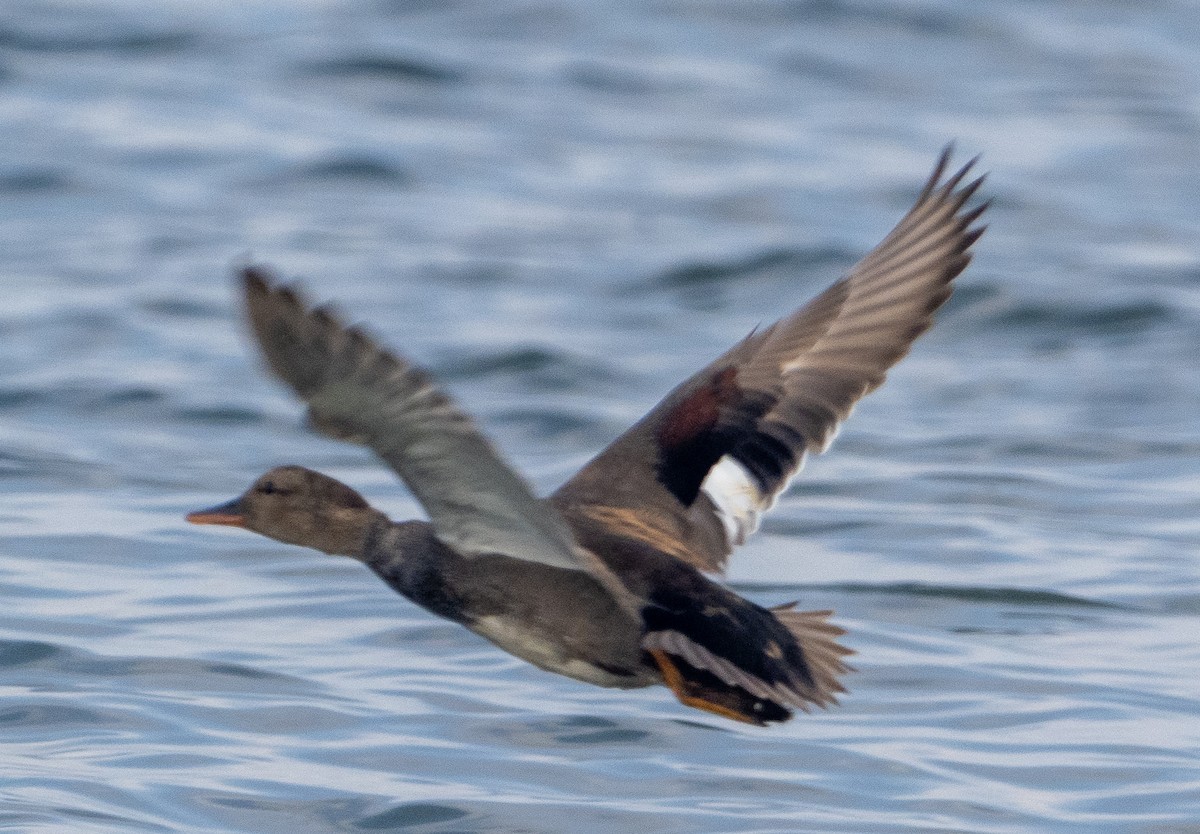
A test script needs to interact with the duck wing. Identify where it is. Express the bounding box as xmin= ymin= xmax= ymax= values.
xmin=553 ymin=148 xmax=988 ymax=573
xmin=243 ymin=268 xmax=589 ymax=573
